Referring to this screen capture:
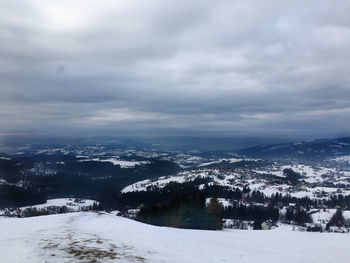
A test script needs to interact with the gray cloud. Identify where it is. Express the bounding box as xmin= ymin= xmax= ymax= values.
xmin=1 ymin=0 xmax=350 ymax=139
